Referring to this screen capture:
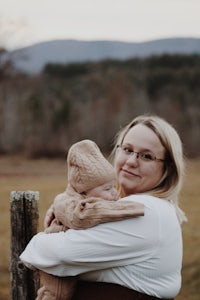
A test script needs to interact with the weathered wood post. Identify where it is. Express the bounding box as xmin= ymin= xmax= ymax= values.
xmin=10 ymin=191 xmax=40 ymax=300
